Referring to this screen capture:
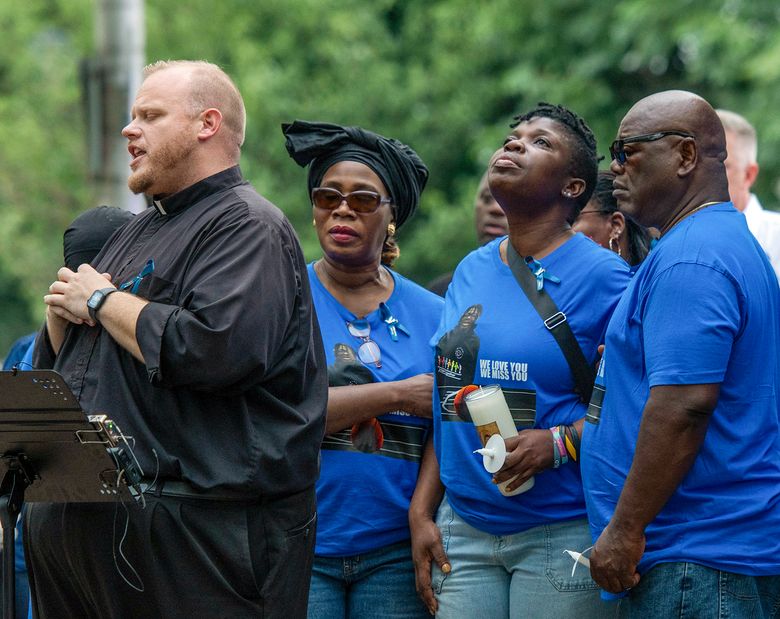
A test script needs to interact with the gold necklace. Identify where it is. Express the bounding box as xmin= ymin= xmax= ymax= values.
xmin=662 ymin=201 xmax=721 ymax=235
